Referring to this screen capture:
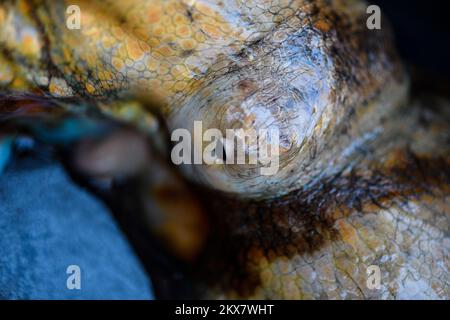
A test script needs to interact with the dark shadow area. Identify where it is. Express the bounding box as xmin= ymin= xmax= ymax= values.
xmin=374 ymin=0 xmax=450 ymax=77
